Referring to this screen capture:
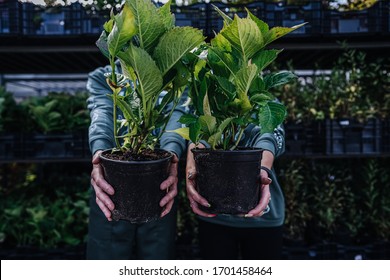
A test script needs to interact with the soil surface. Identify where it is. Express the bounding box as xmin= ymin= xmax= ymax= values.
xmin=103 ymin=149 xmax=171 ymax=161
